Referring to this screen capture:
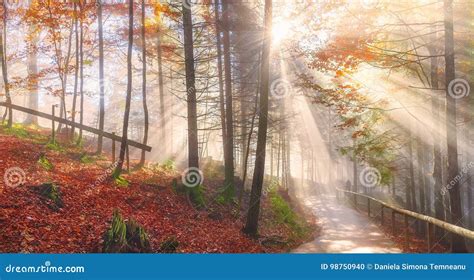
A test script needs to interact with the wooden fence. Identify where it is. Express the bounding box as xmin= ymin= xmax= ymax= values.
xmin=336 ymin=188 xmax=474 ymax=252
xmin=0 ymin=102 xmax=152 ymax=153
